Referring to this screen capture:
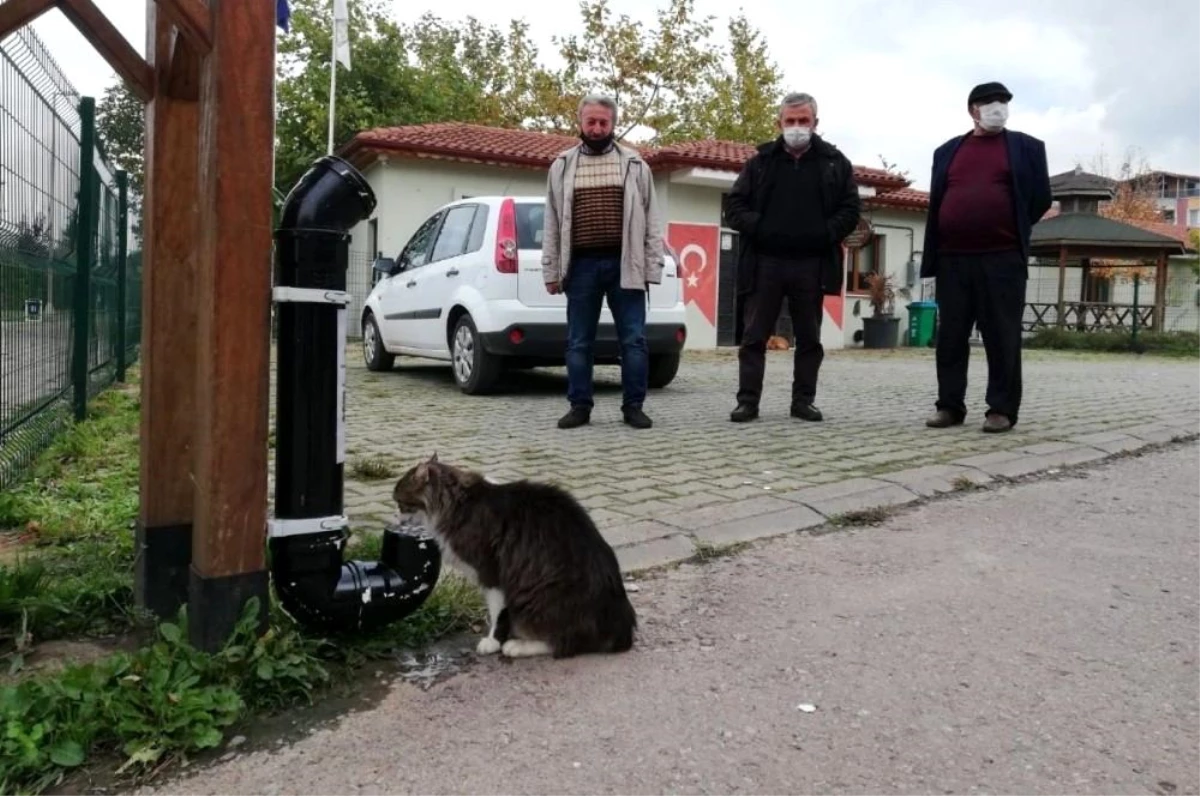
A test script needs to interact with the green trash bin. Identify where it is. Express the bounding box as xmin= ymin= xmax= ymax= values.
xmin=907 ymin=301 xmax=937 ymax=347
